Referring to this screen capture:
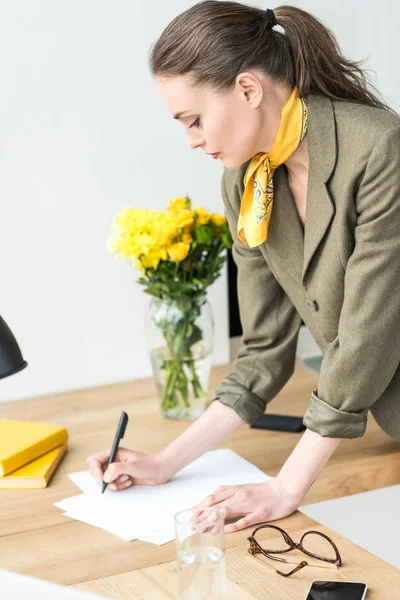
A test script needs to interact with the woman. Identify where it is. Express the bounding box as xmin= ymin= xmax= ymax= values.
xmin=87 ymin=2 xmax=400 ymax=533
